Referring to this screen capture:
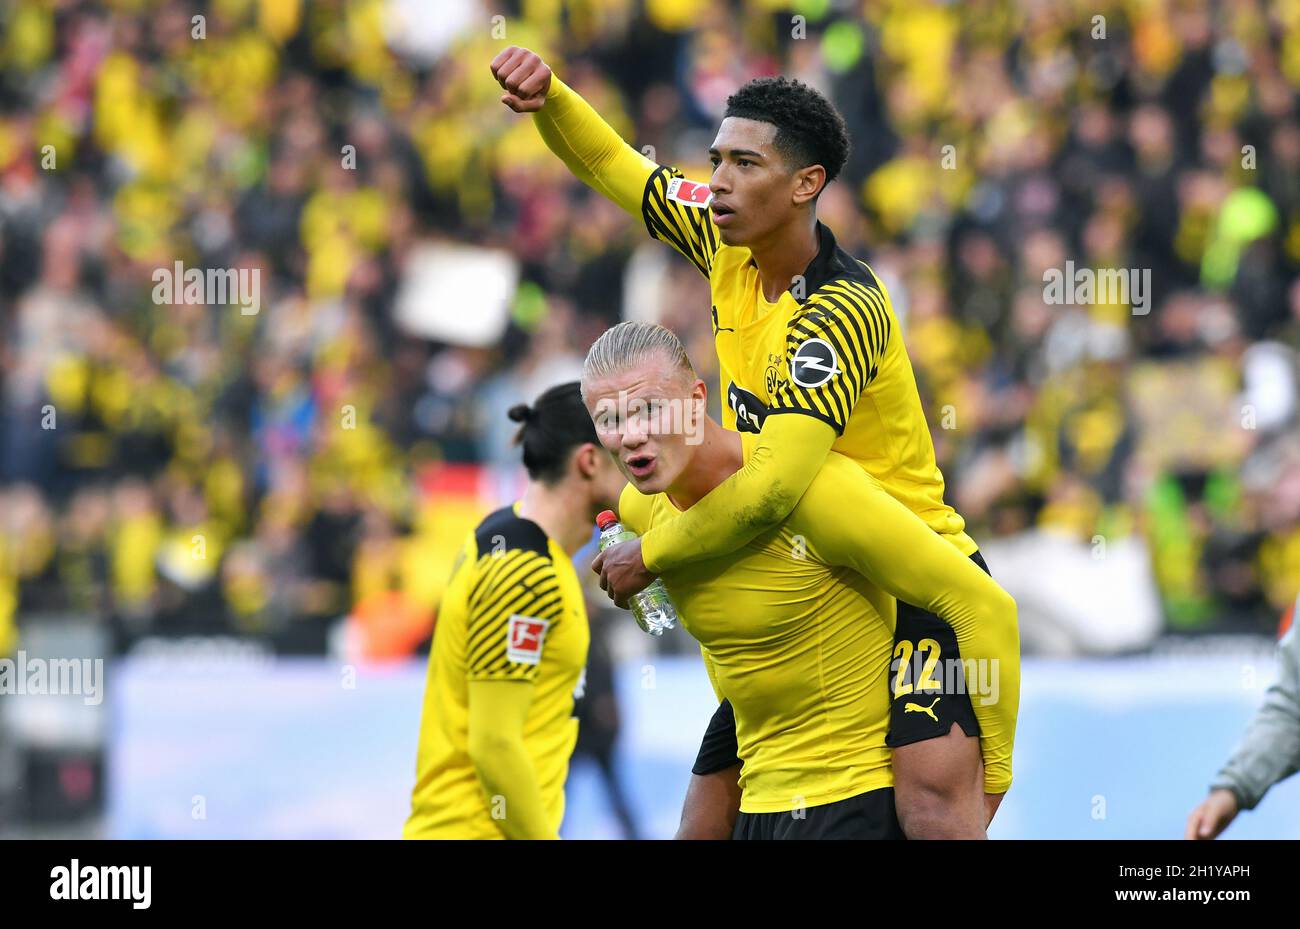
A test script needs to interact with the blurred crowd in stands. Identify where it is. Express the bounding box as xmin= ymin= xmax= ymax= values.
xmin=1 ymin=0 xmax=1299 ymax=660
